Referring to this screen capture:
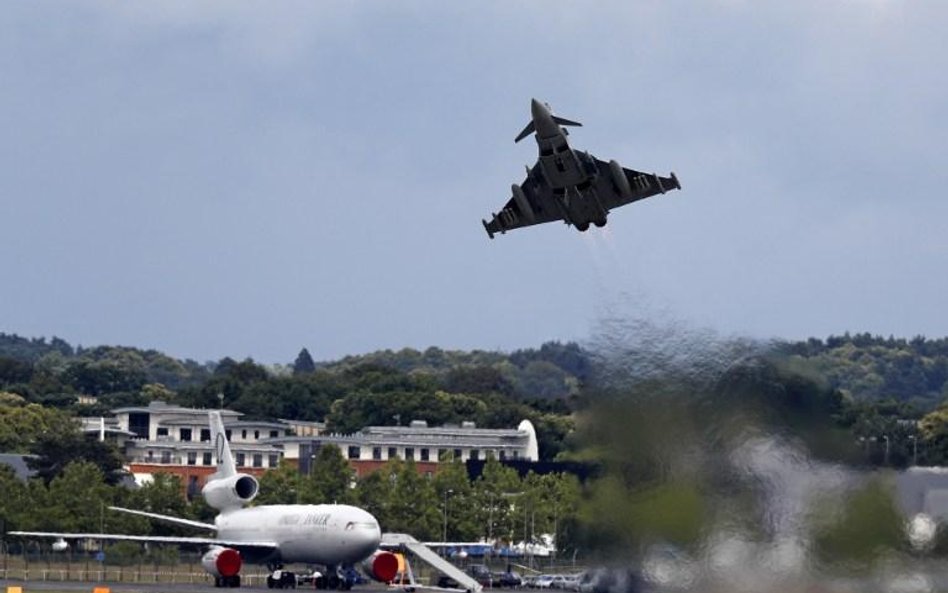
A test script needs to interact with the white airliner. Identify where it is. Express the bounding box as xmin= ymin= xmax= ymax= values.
xmin=11 ymin=411 xmax=400 ymax=589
